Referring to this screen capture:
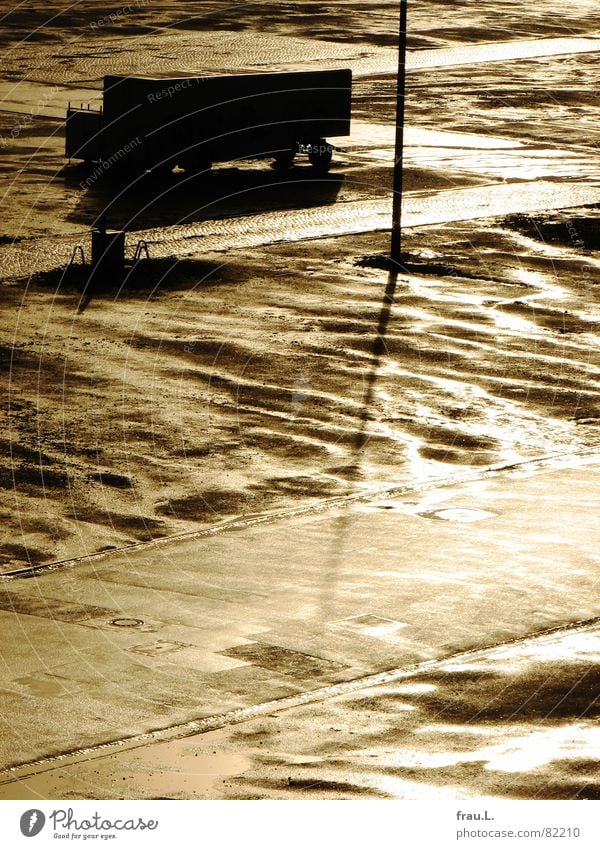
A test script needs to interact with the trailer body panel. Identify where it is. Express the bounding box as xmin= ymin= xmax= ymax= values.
xmin=66 ymin=69 xmax=352 ymax=172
